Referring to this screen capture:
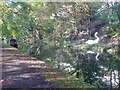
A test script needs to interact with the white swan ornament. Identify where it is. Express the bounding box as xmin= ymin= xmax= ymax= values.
xmin=85 ymin=32 xmax=100 ymax=45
